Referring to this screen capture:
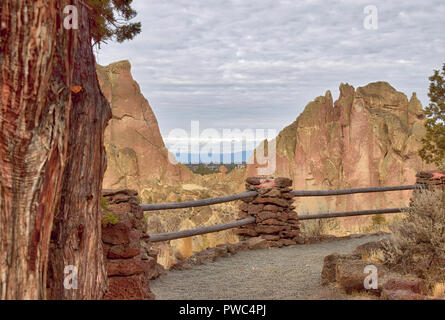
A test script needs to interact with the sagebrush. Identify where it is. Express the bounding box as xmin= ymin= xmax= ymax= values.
xmin=384 ymin=189 xmax=445 ymax=288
